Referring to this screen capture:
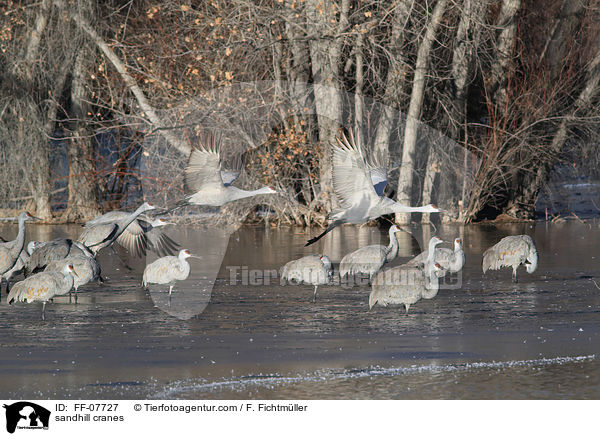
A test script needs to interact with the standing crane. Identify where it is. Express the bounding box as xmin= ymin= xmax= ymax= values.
xmin=369 ymin=262 xmax=444 ymax=313
xmin=78 ymin=202 xmax=156 ymax=254
xmin=45 ymin=242 xmax=102 ymax=296
xmin=0 ymin=250 xmax=29 ymax=294
xmin=369 ymin=236 xmax=444 ymax=313
xmin=407 ymin=237 xmax=465 ymax=276
xmin=142 ymin=249 xmax=199 ymax=296
xmin=174 ymin=132 xmax=277 ymax=208
xmin=280 ymin=254 xmax=333 ymax=303
xmin=482 ymin=235 xmax=538 ymax=282
xmin=0 ymin=212 xmax=38 ymax=276
xmin=25 ymin=238 xmax=90 ymax=276
xmin=8 ymin=263 xmax=79 ymax=320
xmin=339 ymin=225 xmax=402 ymax=282
xmin=306 ymin=130 xmax=439 ymax=246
